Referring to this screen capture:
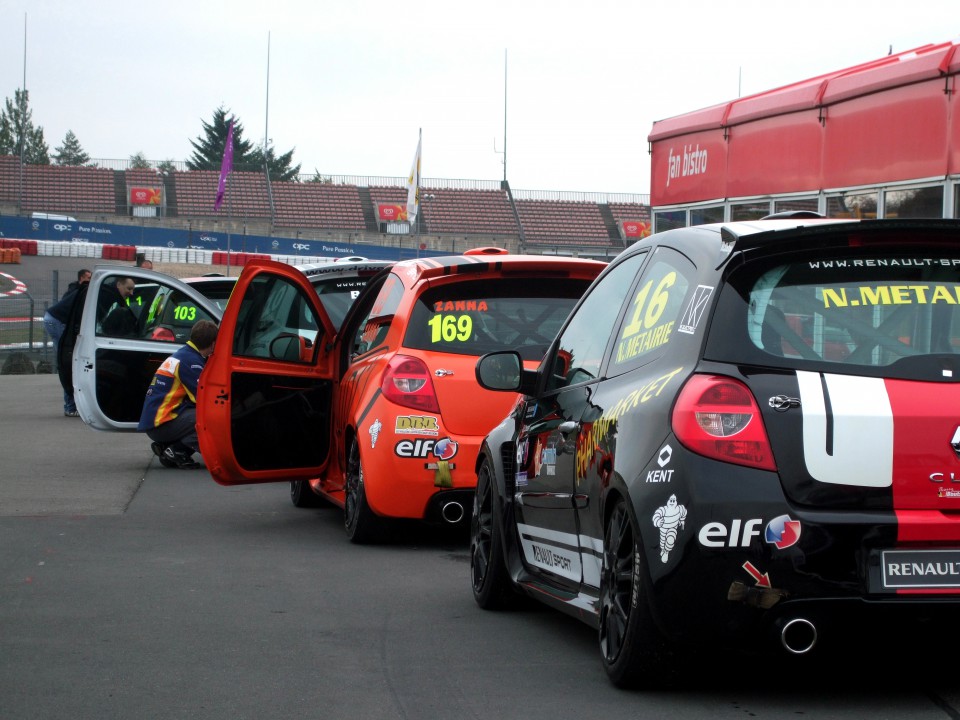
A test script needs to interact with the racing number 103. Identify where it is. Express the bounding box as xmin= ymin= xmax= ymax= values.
xmin=428 ymin=313 xmax=473 ymax=342
xmin=174 ymin=305 xmax=198 ymax=322
xmin=621 ymin=271 xmax=676 ymax=339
